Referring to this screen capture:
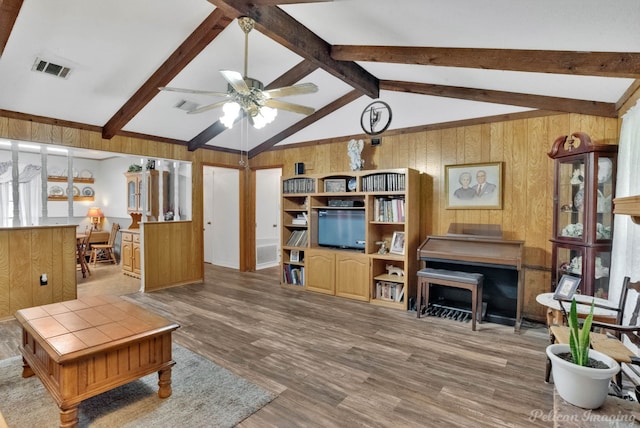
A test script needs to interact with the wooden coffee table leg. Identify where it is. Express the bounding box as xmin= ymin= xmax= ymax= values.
xmin=21 ymin=357 xmax=34 ymax=378
xmin=59 ymin=406 xmax=78 ymax=428
xmin=158 ymin=367 xmax=173 ymax=398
